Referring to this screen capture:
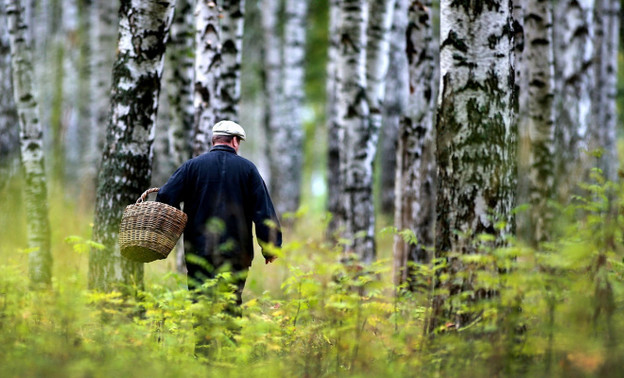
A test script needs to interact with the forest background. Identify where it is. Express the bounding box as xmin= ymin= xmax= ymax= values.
xmin=0 ymin=0 xmax=624 ymax=376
